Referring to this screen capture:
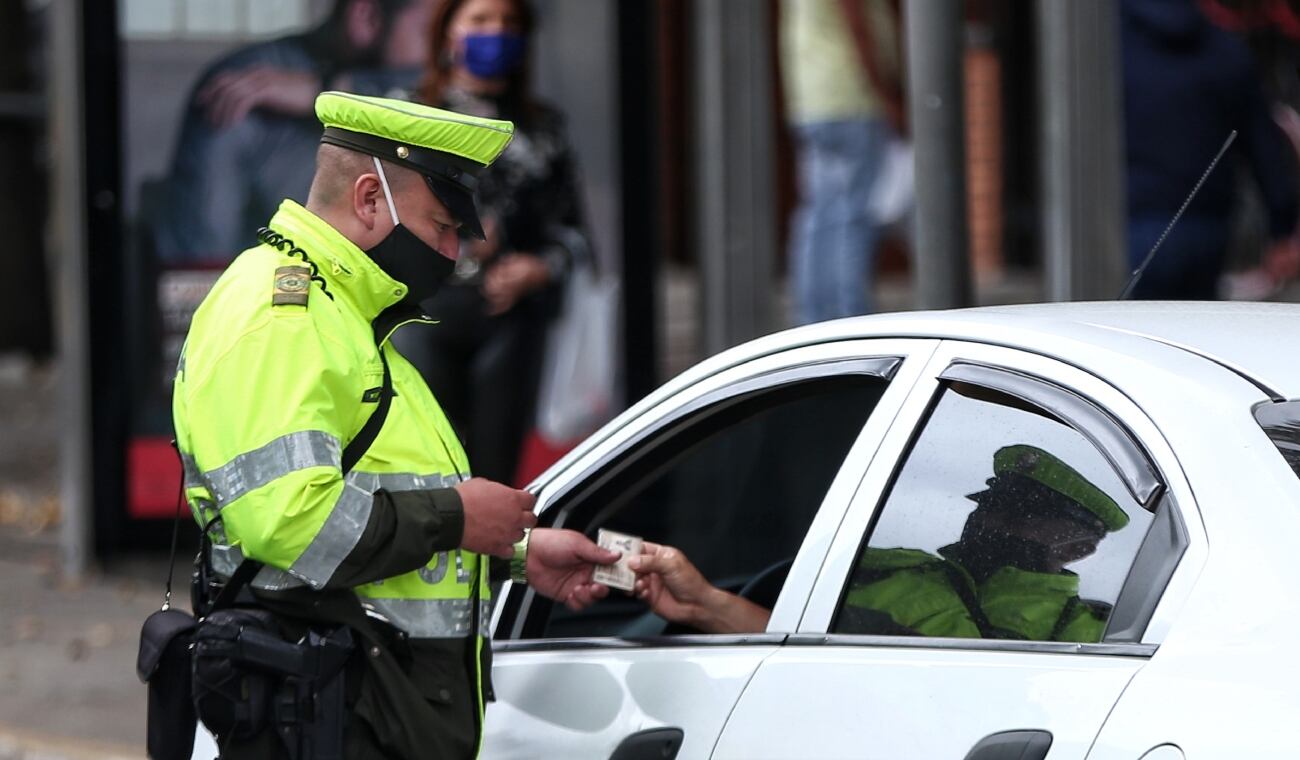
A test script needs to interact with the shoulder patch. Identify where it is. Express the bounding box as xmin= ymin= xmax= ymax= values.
xmin=272 ymin=266 xmax=311 ymax=307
